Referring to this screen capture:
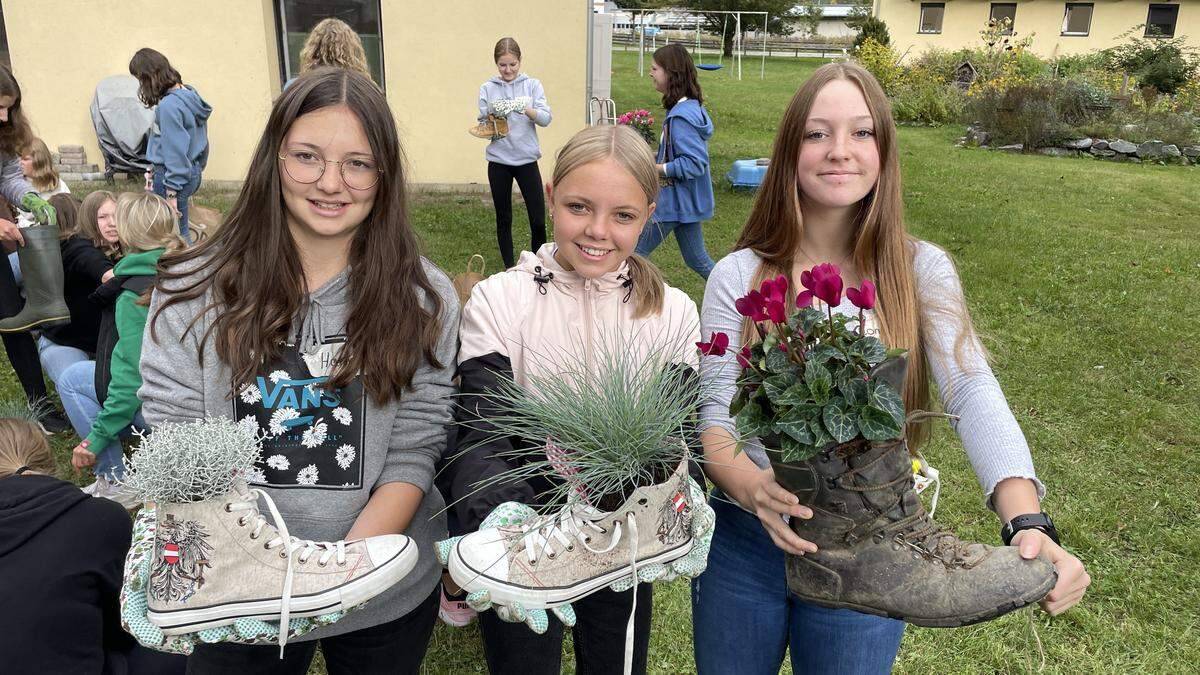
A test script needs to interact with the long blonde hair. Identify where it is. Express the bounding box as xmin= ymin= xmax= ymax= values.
xmin=21 ymin=138 xmax=58 ymax=193
xmin=551 ymin=124 xmax=665 ymax=319
xmin=115 ymin=192 xmax=186 ymax=254
xmin=734 ymin=62 xmax=982 ymax=448
xmin=0 ymin=418 xmax=53 ymax=478
xmin=299 ymin=18 xmax=370 ymax=77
